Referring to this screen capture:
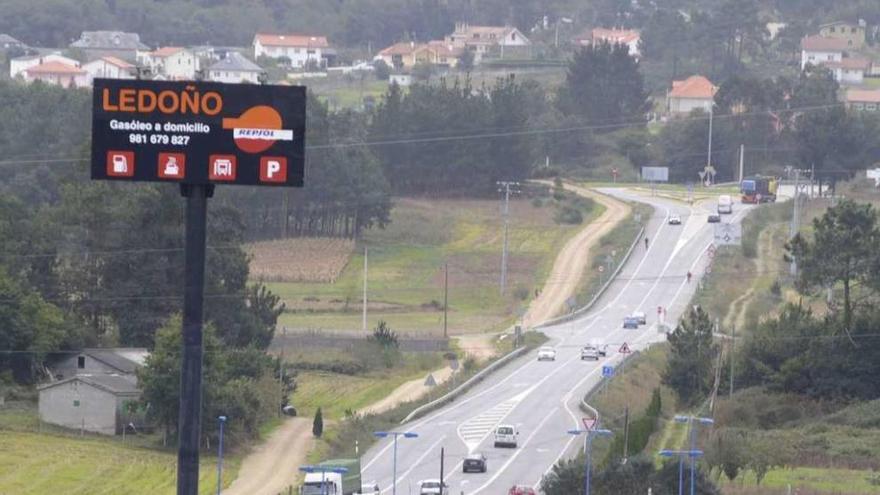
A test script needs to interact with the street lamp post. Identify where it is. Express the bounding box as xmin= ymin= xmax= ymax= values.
xmin=374 ymin=431 xmax=418 ymax=495
xmin=216 ymin=415 xmax=227 ymax=495
xmin=567 ymin=427 xmax=613 ymax=495
xmin=674 ymin=416 xmax=714 ymax=495
xmin=659 ymin=450 xmax=705 ymax=495
xmin=299 ymin=465 xmax=349 ymax=495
